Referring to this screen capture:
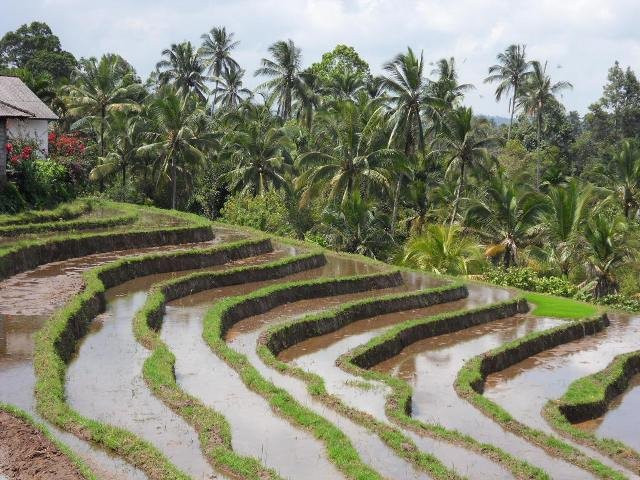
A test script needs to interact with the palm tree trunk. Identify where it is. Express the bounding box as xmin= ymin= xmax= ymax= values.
xmin=508 ymin=90 xmax=516 ymax=140
xmin=212 ymin=80 xmax=219 ymax=114
xmin=99 ymin=105 xmax=106 ymax=192
xmin=121 ymin=160 xmax=126 ymax=188
xmin=171 ymin=156 xmax=177 ymax=210
xmin=391 ymin=175 xmax=402 ymax=235
xmin=536 ymin=110 xmax=542 ymax=190
xmin=449 ymin=161 xmax=465 ymax=226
